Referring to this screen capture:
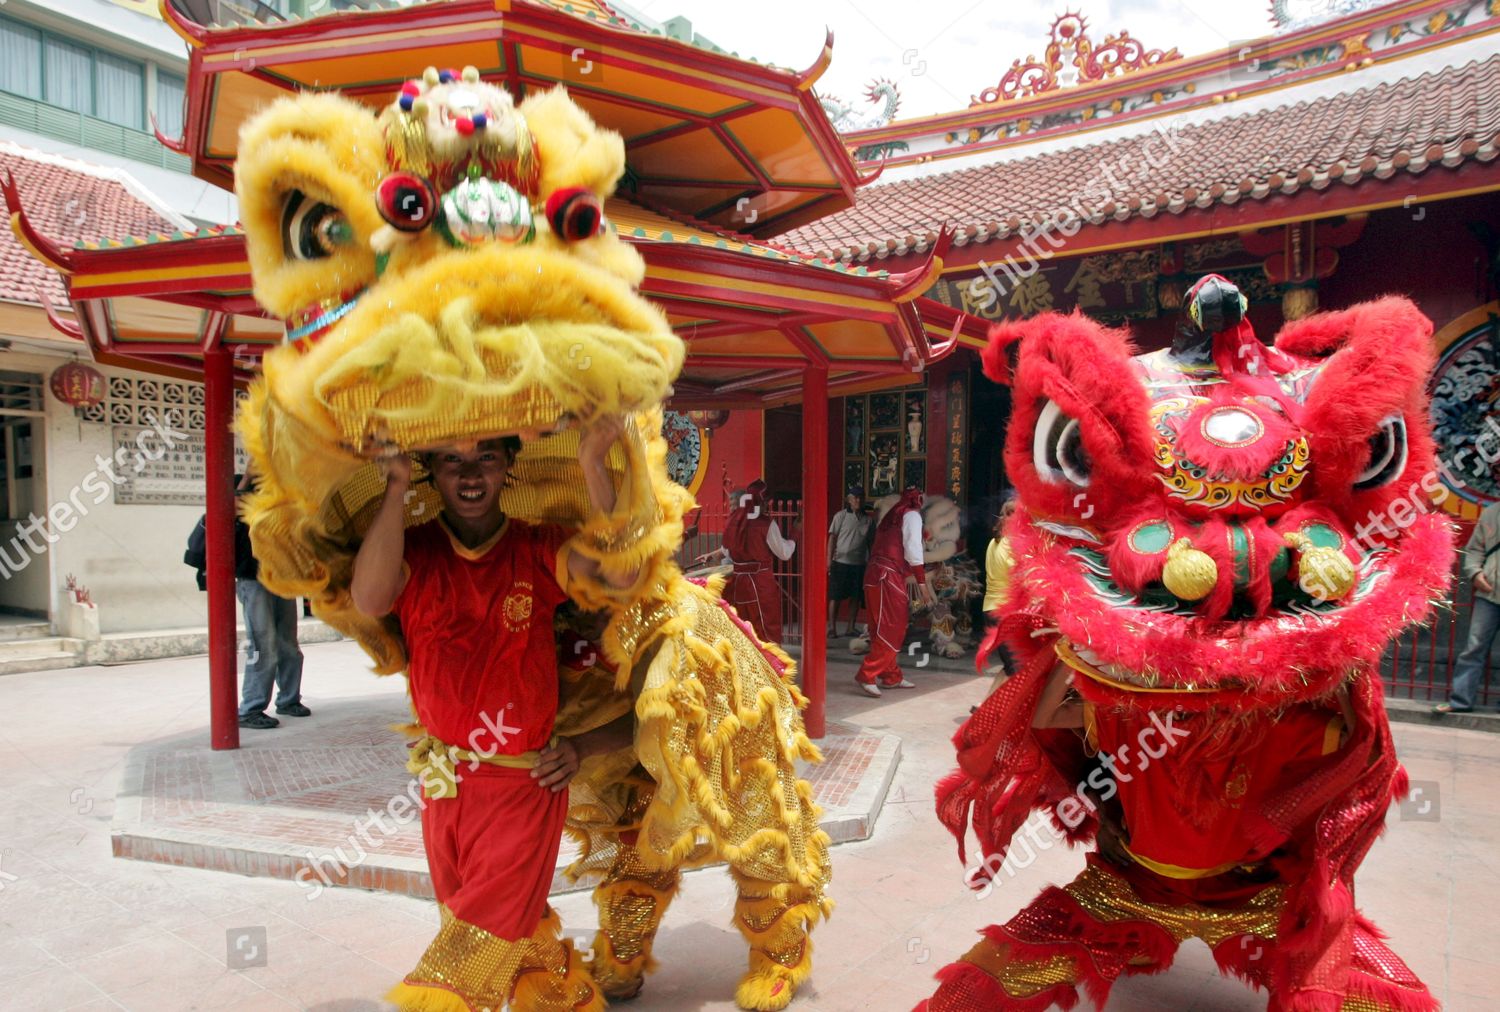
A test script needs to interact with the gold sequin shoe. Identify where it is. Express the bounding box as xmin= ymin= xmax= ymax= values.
xmin=589 ymin=848 xmax=682 ymax=1001
xmin=732 ymin=874 xmax=825 ymax=1012
xmin=388 ymin=906 xmax=603 ymax=1012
